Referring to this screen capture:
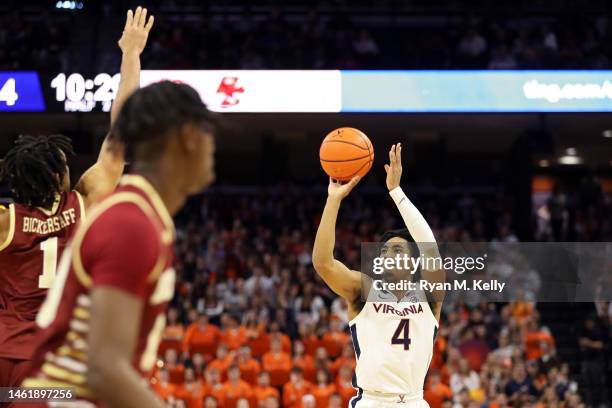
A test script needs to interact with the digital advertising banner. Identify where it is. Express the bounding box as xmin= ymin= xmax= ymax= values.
xmin=1 ymin=70 xmax=611 ymax=113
